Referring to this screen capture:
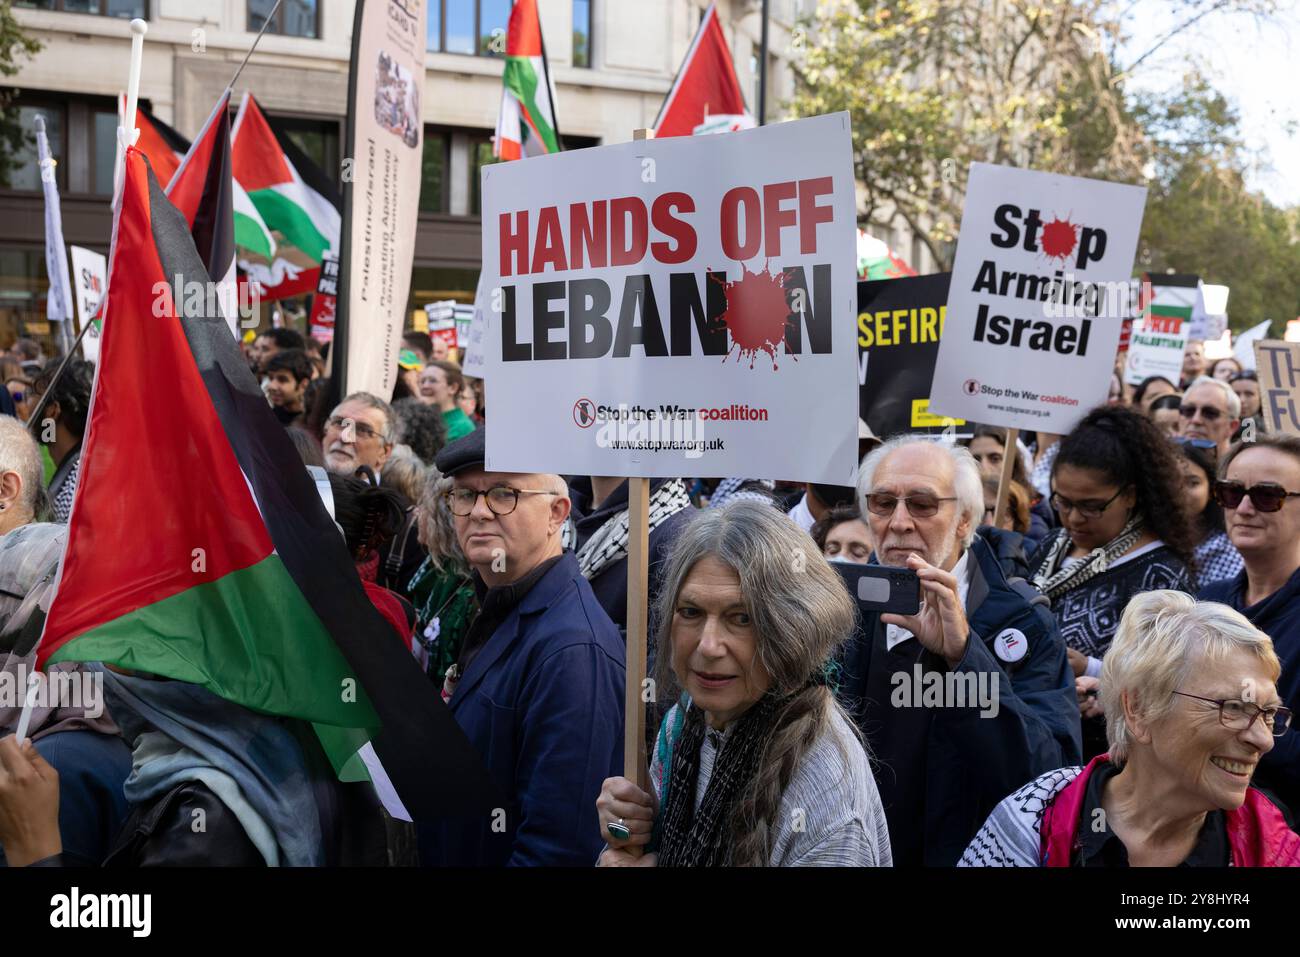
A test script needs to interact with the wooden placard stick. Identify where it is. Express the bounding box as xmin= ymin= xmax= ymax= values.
xmin=992 ymin=426 xmax=1020 ymax=530
xmin=623 ymin=128 xmax=656 ymax=794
